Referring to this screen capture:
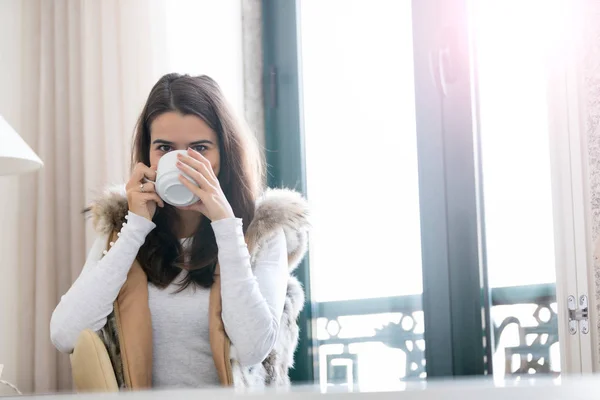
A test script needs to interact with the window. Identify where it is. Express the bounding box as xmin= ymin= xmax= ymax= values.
xmin=300 ymin=1 xmax=423 ymax=389
xmin=472 ymin=0 xmax=564 ymax=379
xmin=262 ymin=0 xmax=586 ymax=387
